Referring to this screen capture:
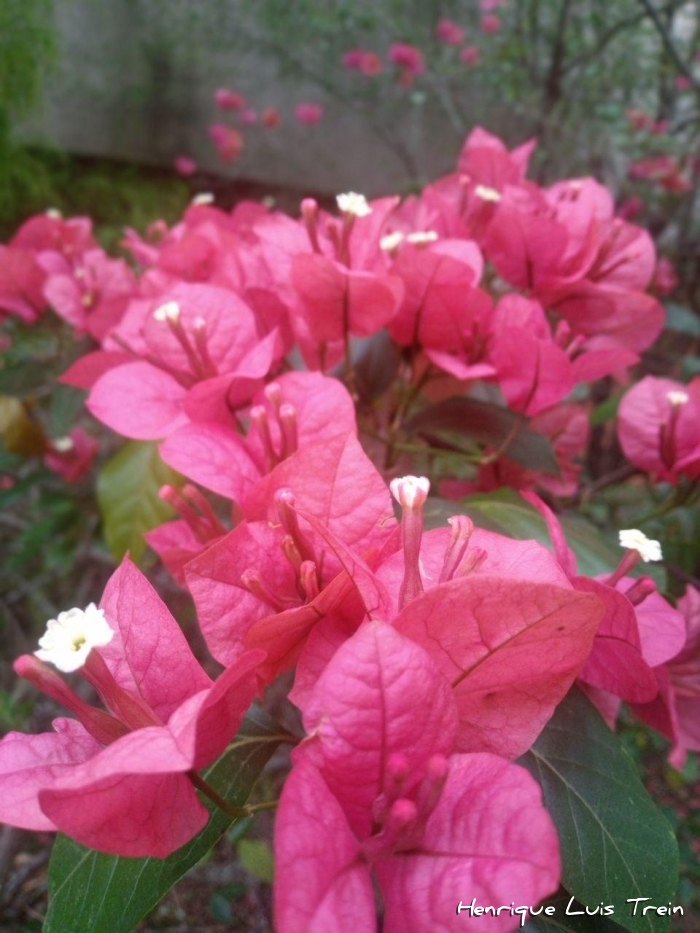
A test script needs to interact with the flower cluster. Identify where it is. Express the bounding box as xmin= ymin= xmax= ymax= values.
xmin=0 ymin=125 xmax=697 ymax=930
